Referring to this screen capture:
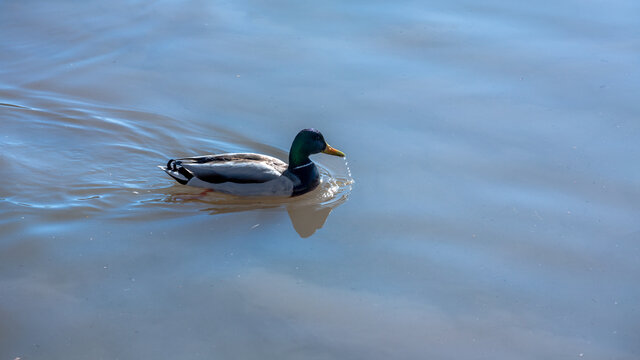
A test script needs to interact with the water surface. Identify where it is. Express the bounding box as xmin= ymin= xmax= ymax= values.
xmin=1 ymin=0 xmax=639 ymax=359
